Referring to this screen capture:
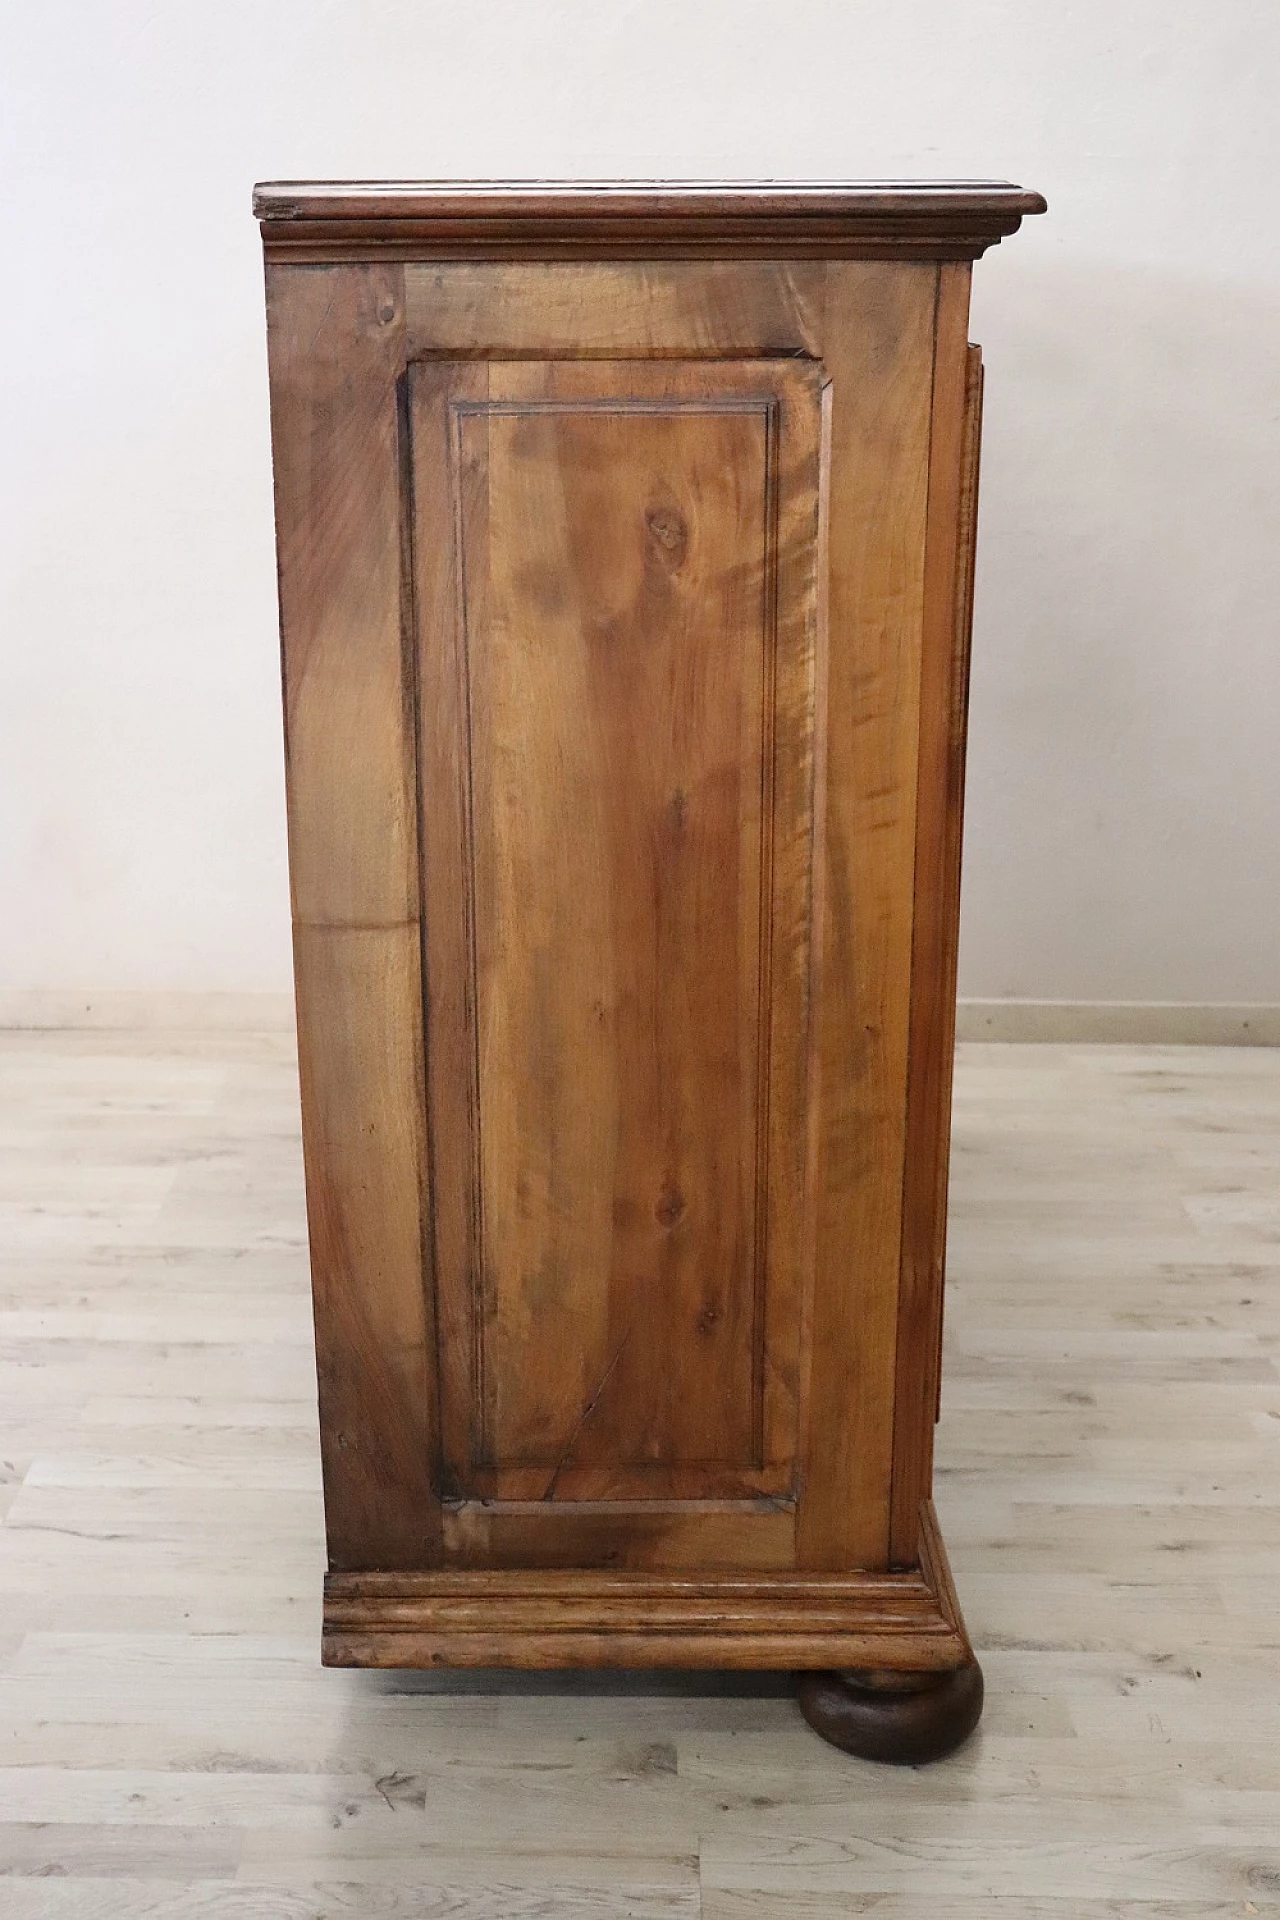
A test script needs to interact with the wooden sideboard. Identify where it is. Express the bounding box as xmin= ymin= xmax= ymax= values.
xmin=255 ymin=180 xmax=1045 ymax=1762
